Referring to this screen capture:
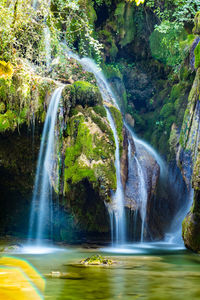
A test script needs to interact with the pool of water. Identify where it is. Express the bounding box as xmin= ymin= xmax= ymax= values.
xmin=1 ymin=242 xmax=200 ymax=300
